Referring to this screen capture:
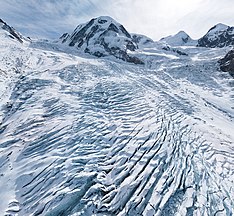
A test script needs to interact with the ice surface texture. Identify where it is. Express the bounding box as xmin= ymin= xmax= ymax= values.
xmin=0 ymin=17 xmax=234 ymax=216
